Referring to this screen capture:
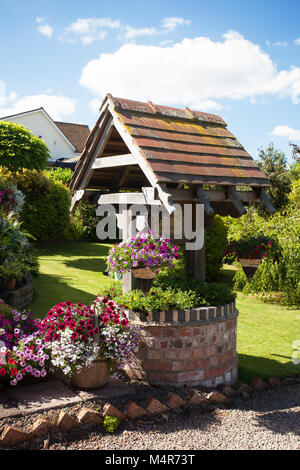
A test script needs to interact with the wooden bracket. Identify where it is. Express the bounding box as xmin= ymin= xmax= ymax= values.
xmin=196 ymin=185 xmax=214 ymax=216
xmin=226 ymin=186 xmax=247 ymax=215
